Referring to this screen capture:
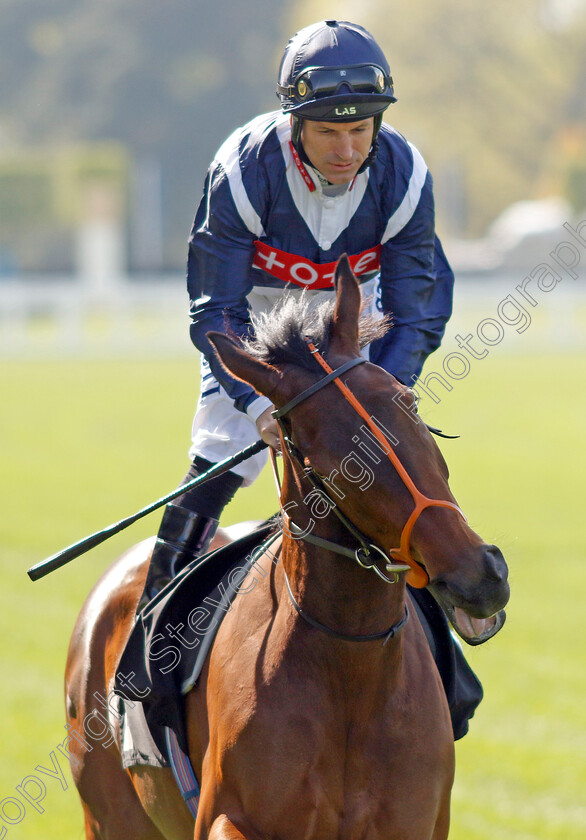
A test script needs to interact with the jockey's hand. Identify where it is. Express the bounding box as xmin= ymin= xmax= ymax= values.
xmin=256 ymin=406 xmax=281 ymax=453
